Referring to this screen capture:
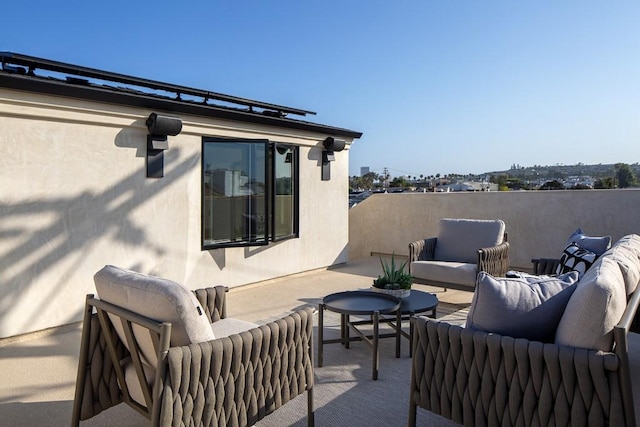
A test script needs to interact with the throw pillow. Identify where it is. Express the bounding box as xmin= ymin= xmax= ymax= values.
xmin=568 ymin=227 xmax=611 ymax=256
xmin=466 ymin=271 xmax=580 ymax=343
xmin=556 ymin=242 xmax=597 ymax=278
